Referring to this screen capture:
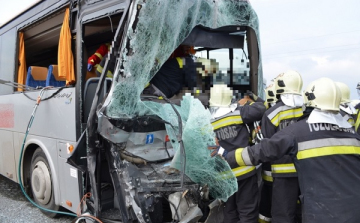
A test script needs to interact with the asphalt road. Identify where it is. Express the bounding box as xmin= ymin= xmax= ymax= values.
xmin=0 ymin=175 xmax=75 ymax=223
